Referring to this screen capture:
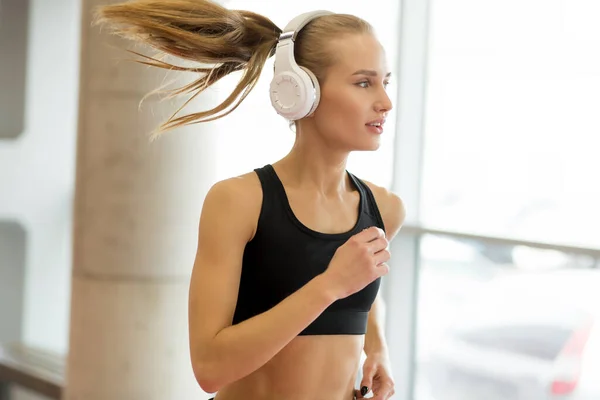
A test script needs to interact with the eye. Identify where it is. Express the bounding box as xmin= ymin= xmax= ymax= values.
xmin=356 ymin=80 xmax=390 ymax=89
